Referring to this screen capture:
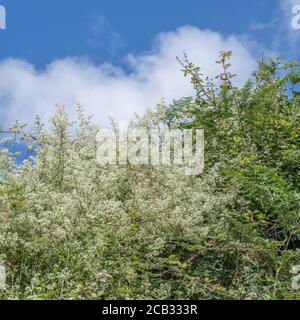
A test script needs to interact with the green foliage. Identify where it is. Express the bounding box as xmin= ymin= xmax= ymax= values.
xmin=175 ymin=51 xmax=300 ymax=238
xmin=1 ymin=54 xmax=300 ymax=300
